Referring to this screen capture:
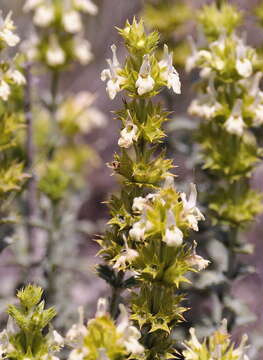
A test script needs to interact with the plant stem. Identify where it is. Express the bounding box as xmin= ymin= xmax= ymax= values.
xmin=24 ymin=63 xmax=39 ymax=259
xmin=216 ymin=0 xmax=224 ymax=9
xmin=45 ymin=70 xmax=60 ymax=305
xmin=49 ymin=70 xmax=60 ymax=154
xmin=45 ymin=201 xmax=60 ymax=305
xmin=109 ymin=271 xmax=124 ymax=319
